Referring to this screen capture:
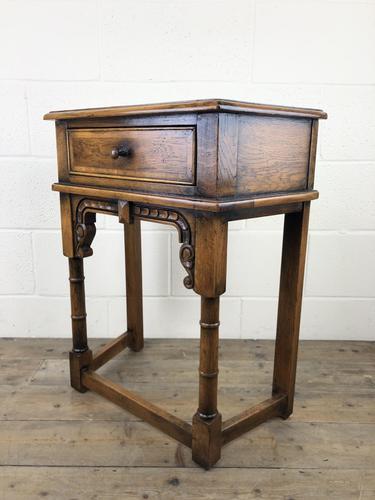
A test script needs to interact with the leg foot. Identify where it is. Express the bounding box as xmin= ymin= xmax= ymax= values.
xmin=69 ymin=349 xmax=93 ymax=392
xmin=192 ymin=412 xmax=222 ymax=469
